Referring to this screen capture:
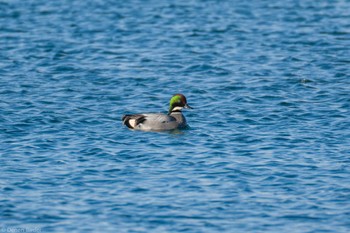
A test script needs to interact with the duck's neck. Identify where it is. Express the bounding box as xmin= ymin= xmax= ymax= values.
xmin=168 ymin=107 xmax=183 ymax=115
xmin=171 ymin=106 xmax=183 ymax=112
